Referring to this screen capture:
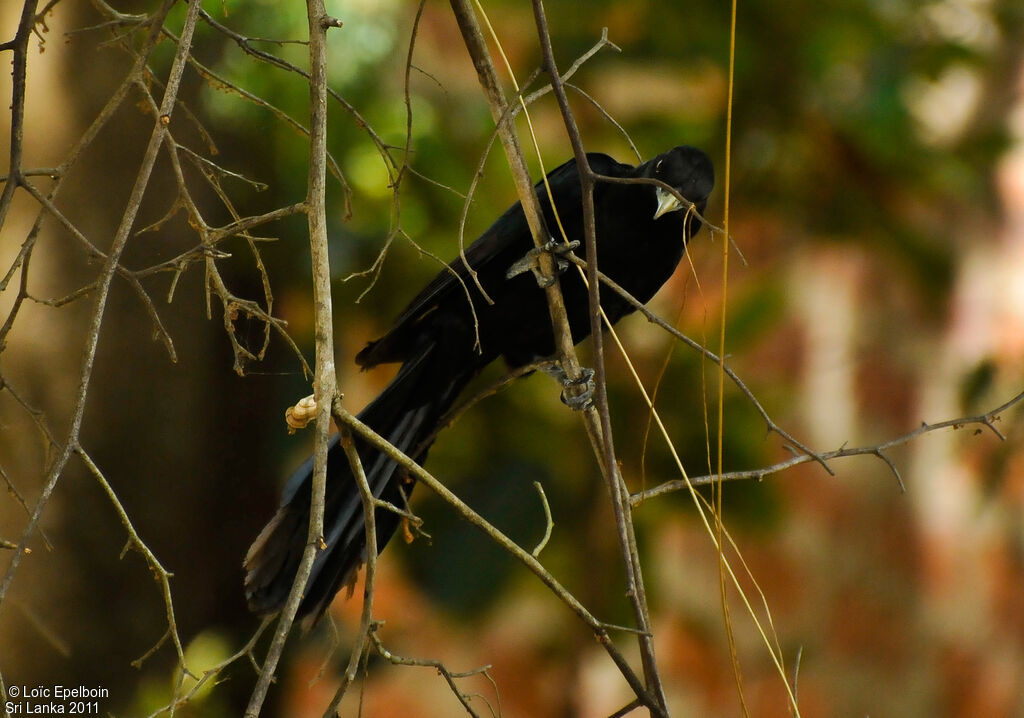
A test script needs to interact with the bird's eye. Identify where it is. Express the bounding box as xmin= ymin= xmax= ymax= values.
xmin=655 ymin=159 xmax=663 ymax=172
